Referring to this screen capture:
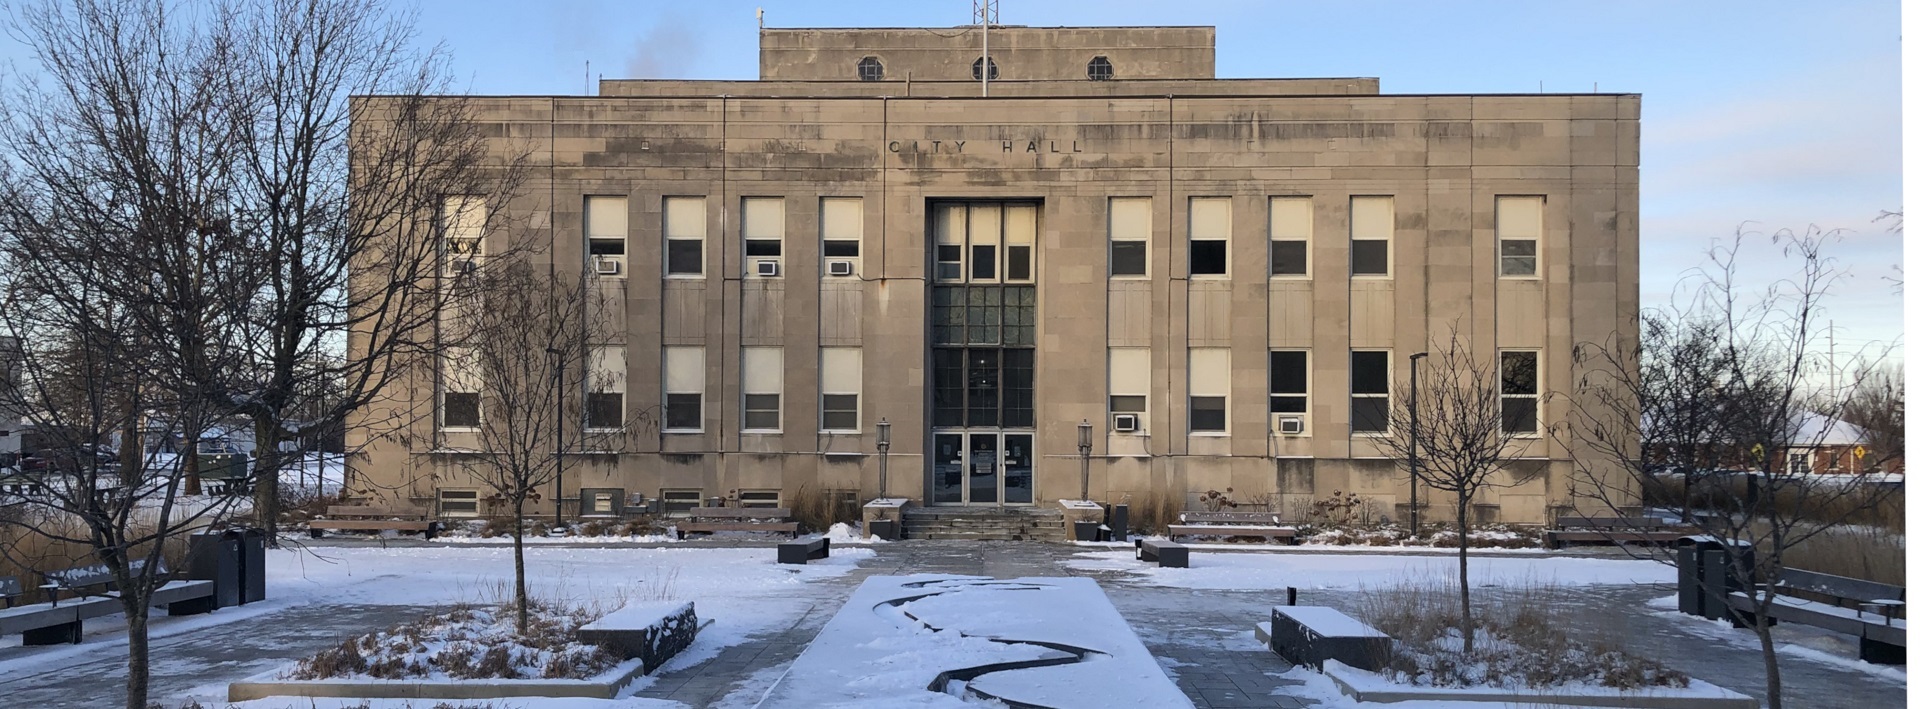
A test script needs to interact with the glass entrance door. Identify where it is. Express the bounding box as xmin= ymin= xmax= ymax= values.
xmin=931 ymin=431 xmax=1033 ymax=505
